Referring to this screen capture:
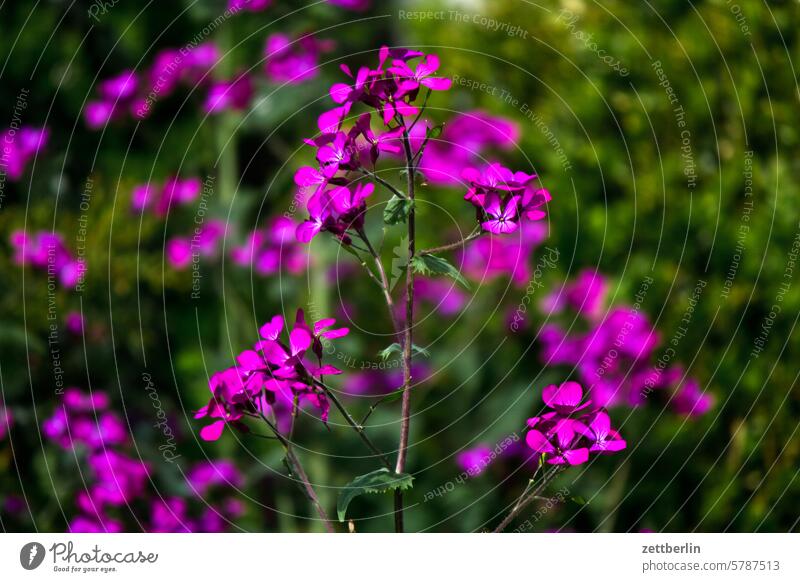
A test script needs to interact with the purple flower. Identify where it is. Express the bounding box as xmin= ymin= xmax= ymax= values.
xmin=133 ymin=177 xmax=202 ymax=215
xmin=69 ymin=516 xmax=123 ymax=533
xmin=354 ymin=113 xmax=404 ymax=164
xmin=541 ymin=272 xmax=711 ymax=417
xmin=42 ymin=388 xmax=127 ymax=450
xmin=166 ymin=238 xmax=193 ymax=269
xmin=65 ymin=311 xmax=85 ymax=335
xmin=526 ymin=418 xmax=589 ymax=466
xmin=10 ymin=230 xmax=86 ymax=289
xmin=409 ymin=111 xmax=520 ymax=186
xmin=671 ymin=379 xmax=714 ymax=417
xmin=326 ymin=0 xmax=369 ymax=9
xmin=389 ymin=53 xmax=452 ymax=96
xmin=456 ymin=445 xmax=493 ymax=475
xmin=543 ymin=268 xmax=608 ymax=318
xmin=524 ymin=381 xmax=624 ymax=466
xmin=481 ymin=193 xmax=521 ymax=234
xmin=458 ymin=221 xmax=547 ymax=287
xmin=98 ymin=70 xmax=138 ymax=101
xmin=264 ymin=33 xmax=334 ymax=84
xmin=228 ymin=0 xmax=271 ymax=11
xmin=541 ymin=381 xmax=592 ymax=415
xmin=574 ymin=409 xmax=627 ymax=453
xmin=1 ymin=126 xmax=49 ymax=180
xmin=167 ymin=220 xmax=225 ymax=270
xmin=413 ymin=277 xmax=468 ymax=316
xmin=197 ymin=310 xmax=348 ymax=440
xmin=187 ymin=460 xmax=242 ymax=495
xmin=231 ymin=217 xmax=307 ymax=275
xmin=204 ymin=74 xmax=253 ymax=113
